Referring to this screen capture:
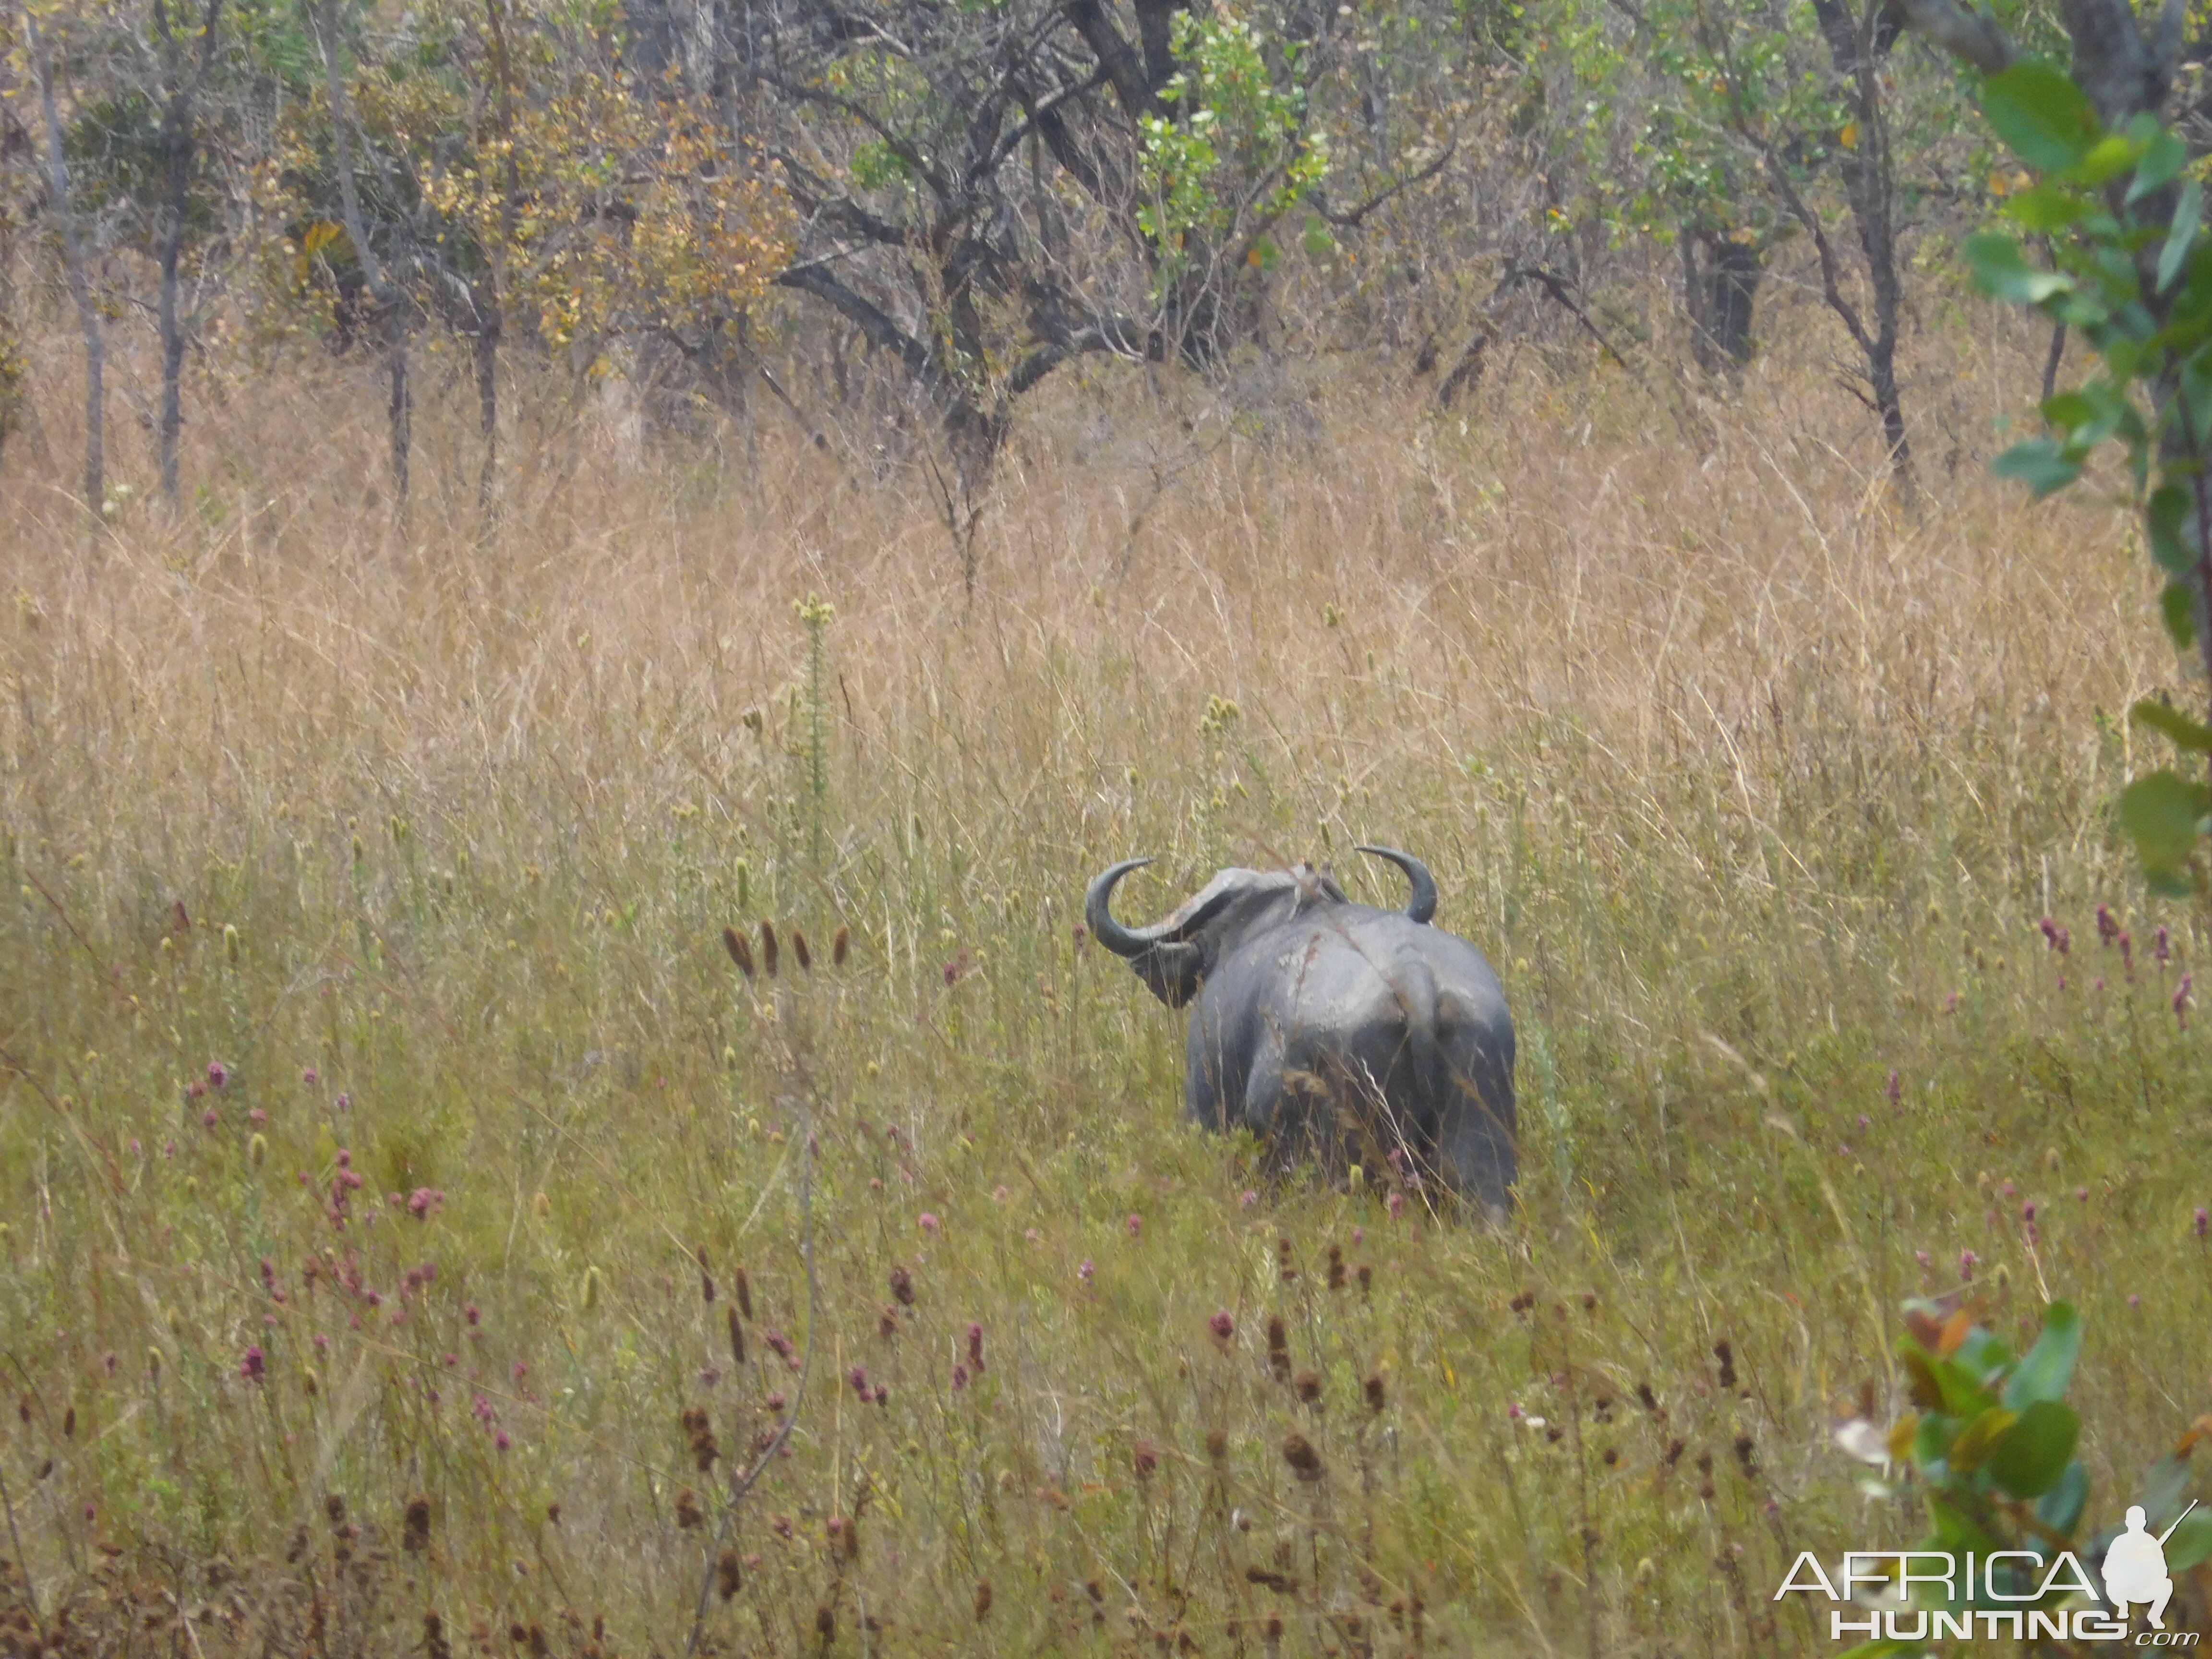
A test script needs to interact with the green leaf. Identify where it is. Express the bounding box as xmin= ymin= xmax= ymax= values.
xmin=2119 ymin=769 xmax=2212 ymax=879
xmin=2160 ymin=178 xmax=2202 ymax=295
xmin=2168 ymin=1509 xmax=2212 ymax=1571
xmin=2139 ymin=1451 xmax=2194 ymax=1527
xmin=2133 ymin=127 xmax=2191 ymax=200
xmin=1912 ymin=1409 xmax=1958 ymax=1473
xmin=1992 ymin=437 xmax=2083 ymax=496
xmin=1952 ymin=1326 xmax=2015 ymax=1382
xmin=2071 ymin=132 xmax=2141 ymax=186
xmin=2163 ymin=580 xmax=2198 ymax=650
xmin=1931 ymin=1354 xmax=1998 ymax=1418
xmin=2036 ymin=1459 xmax=2089 ymax=1537
xmin=1966 ymin=232 xmax=2074 ymax=304
xmin=2149 ymin=484 xmax=2199 ymax=574
xmin=2004 ymin=1301 xmax=2081 ymax=1407
xmin=1982 ymin=61 xmax=2100 ymax=172
xmin=1986 ymin=1399 xmax=2081 ymax=1498
xmin=1948 ymin=1404 xmax=2020 ymax=1471
xmin=2132 ymin=697 xmax=2212 ymax=754
xmin=2007 ymin=183 xmax=2090 ymax=231
xmin=1927 ymin=1491 xmax=2003 ymax=1555
xmin=2041 ymin=390 xmax=2095 ymax=430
